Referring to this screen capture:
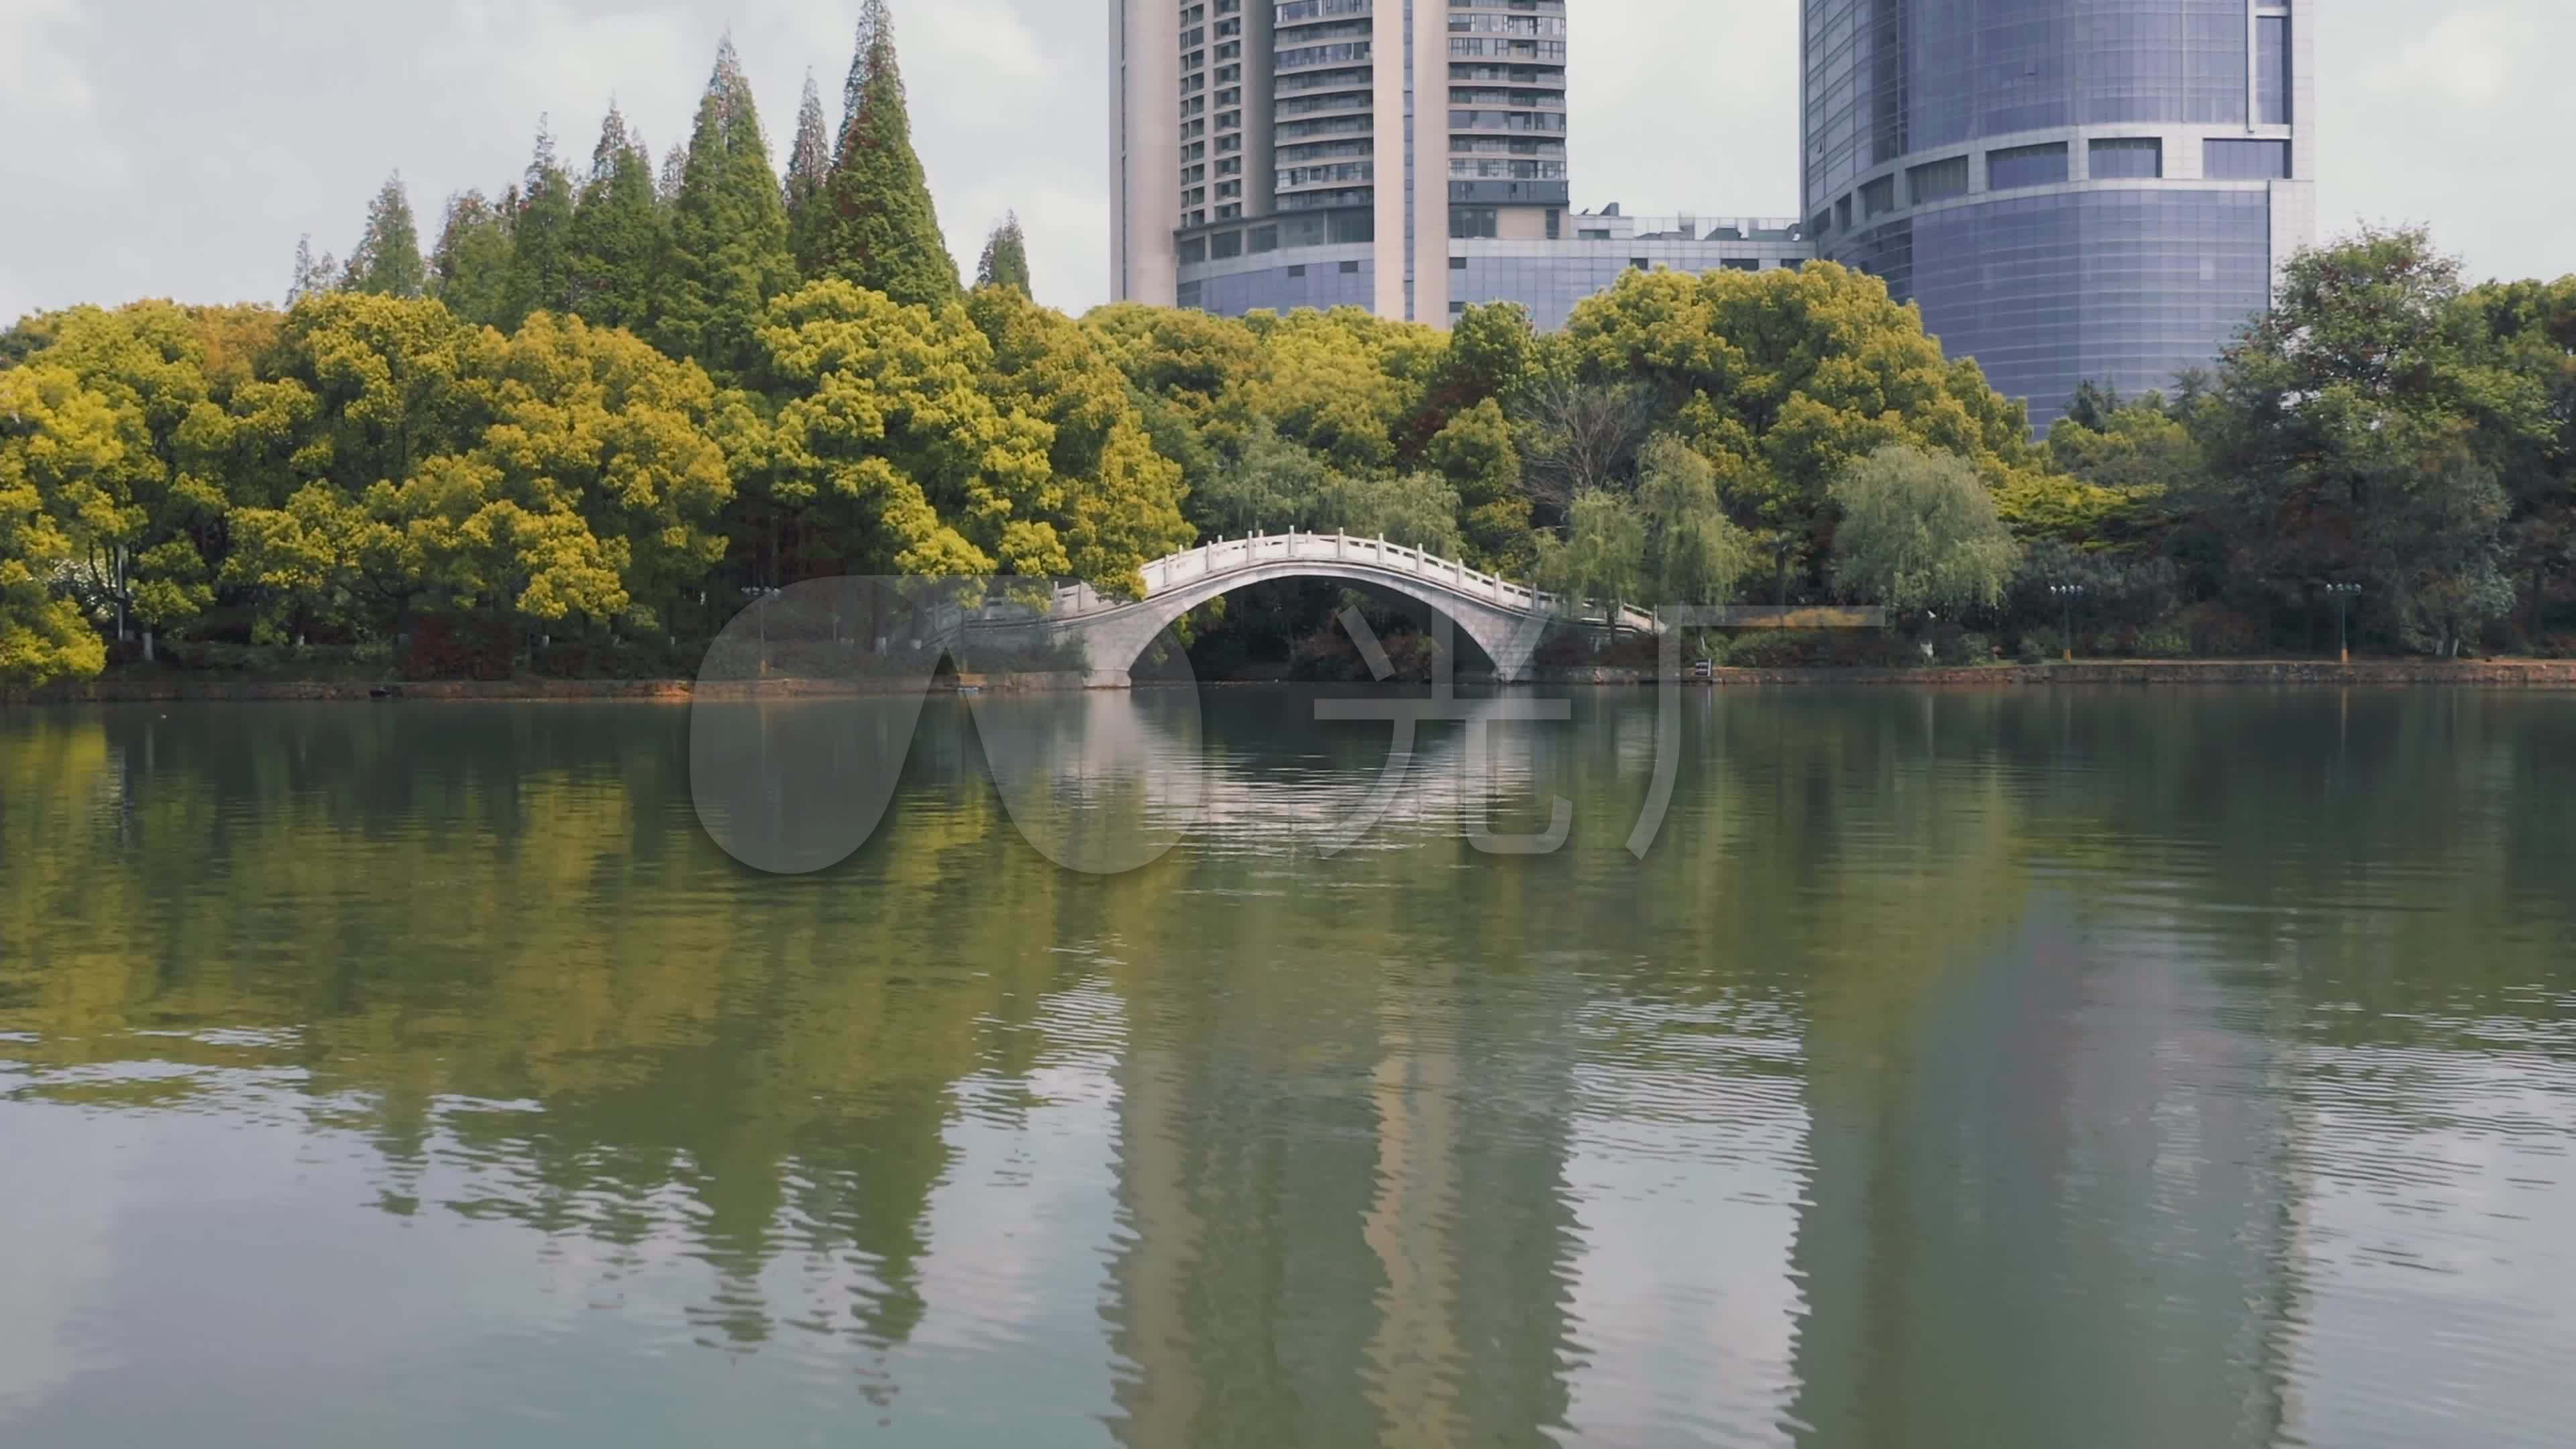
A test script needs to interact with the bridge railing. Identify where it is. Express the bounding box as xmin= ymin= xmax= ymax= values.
xmin=1044 ymin=531 xmax=1658 ymax=633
